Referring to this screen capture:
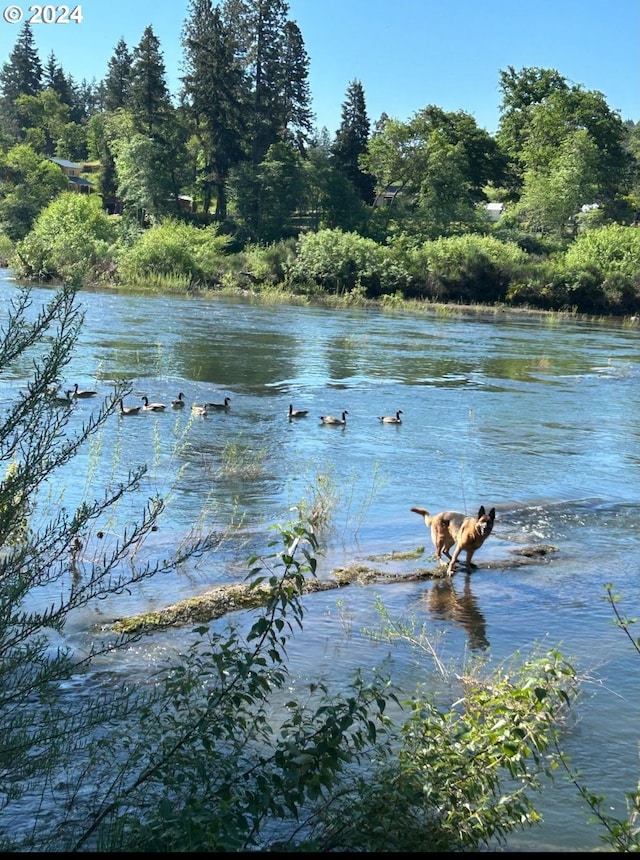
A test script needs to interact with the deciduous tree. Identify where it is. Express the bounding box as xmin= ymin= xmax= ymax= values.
xmin=0 ymin=143 xmax=67 ymax=240
xmin=496 ymin=65 xmax=632 ymax=210
xmin=362 ymin=106 xmax=503 ymax=238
